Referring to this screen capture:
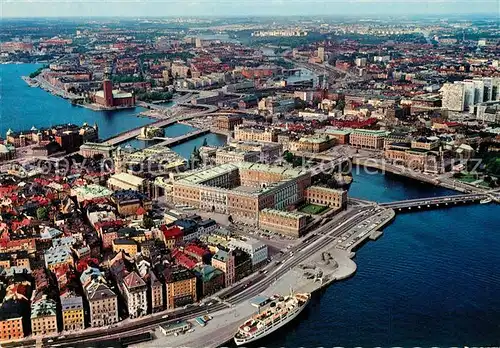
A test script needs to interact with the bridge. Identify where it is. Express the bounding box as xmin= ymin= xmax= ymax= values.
xmin=380 ymin=193 xmax=490 ymax=211
xmin=308 ymin=156 xmax=349 ymax=177
xmin=103 ymin=104 xmax=218 ymax=146
xmin=152 ymin=128 xmax=210 ymax=147
xmin=283 ymin=68 xmax=302 ymax=76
